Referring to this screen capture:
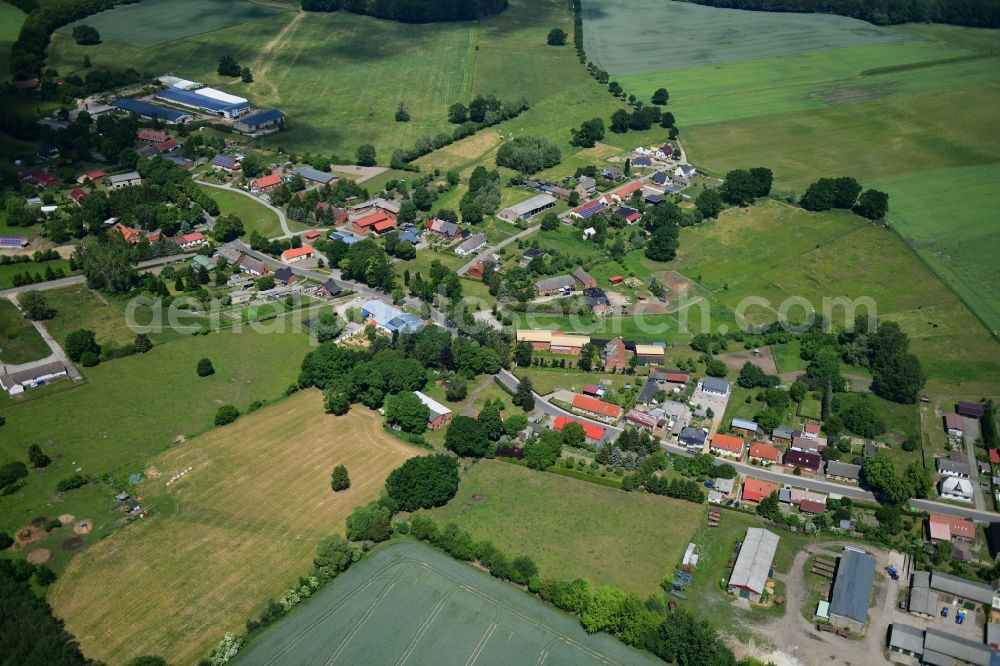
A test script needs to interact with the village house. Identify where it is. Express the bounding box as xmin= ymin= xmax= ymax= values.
xmin=701 ymin=377 xmax=730 ymax=397
xmin=272 ymin=267 xmax=297 ymax=286
xmin=0 ymin=360 xmax=68 ymax=396
xmin=742 ymin=478 xmax=779 ymax=504
xmin=939 ymin=477 xmax=974 ymax=502
xmin=360 ymin=299 xmax=422 ymax=335
xmin=69 ymin=188 xmax=87 ymax=207
xmin=426 ymin=218 xmax=462 ymax=240
xmin=678 ymin=426 xmax=707 ymax=451
xmin=352 ymin=209 xmax=396 ymax=235
xmin=748 ymin=443 xmax=780 ymax=466
xmin=583 ymin=288 xmax=611 ymax=315
xmin=825 ymin=461 xmax=862 ymax=484
xmin=553 ymin=415 xmax=605 ymax=442
xmin=114 ymin=223 xmax=142 ymax=245
xmin=944 ymin=413 xmax=965 ymax=437
xmin=176 ymin=232 xmax=207 ymax=250
xmin=927 ymin=514 xmax=976 ymax=543
xmin=315 ymin=278 xmax=342 ymax=299
xmin=626 ymin=409 xmax=659 ymax=433
xmin=251 ymin=174 xmax=282 ymax=194
xmin=281 ymin=246 xmax=315 ymax=263
xmin=455 ymin=232 xmax=487 ymax=257
xmin=571 ymin=394 xmax=623 ymax=422
xmin=937 ymin=452 xmax=972 ymax=478
xmin=710 ymin=433 xmax=745 ymax=459
xmin=414 ymin=391 xmax=453 ymax=430
xmin=575 ymin=175 xmax=596 ymax=196
xmin=783 ymin=449 xmax=822 ymax=474
xmin=76 ymin=168 xmax=105 ymax=184
xmin=603 ymin=337 xmax=627 ymax=371
xmin=212 ymin=155 xmax=240 ymax=172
